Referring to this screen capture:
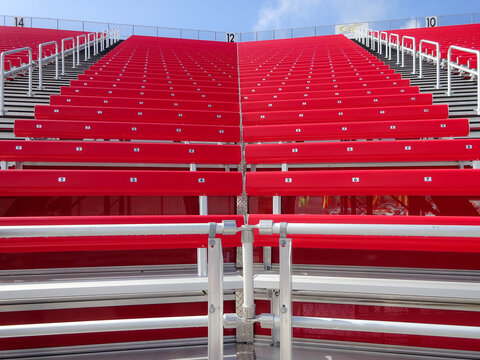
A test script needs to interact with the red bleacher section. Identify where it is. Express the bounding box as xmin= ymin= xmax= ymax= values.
xmin=1 ymin=35 xmax=242 ymax=351
xmin=0 ymin=26 xmax=88 ymax=71
xmin=240 ymin=34 xmax=480 ymax=351
xmin=2 ymin=26 xmax=480 ymax=354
